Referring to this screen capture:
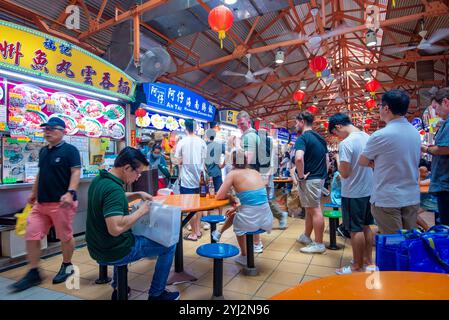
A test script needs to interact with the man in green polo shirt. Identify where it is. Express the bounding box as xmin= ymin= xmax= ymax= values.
xmin=86 ymin=147 xmax=179 ymax=300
